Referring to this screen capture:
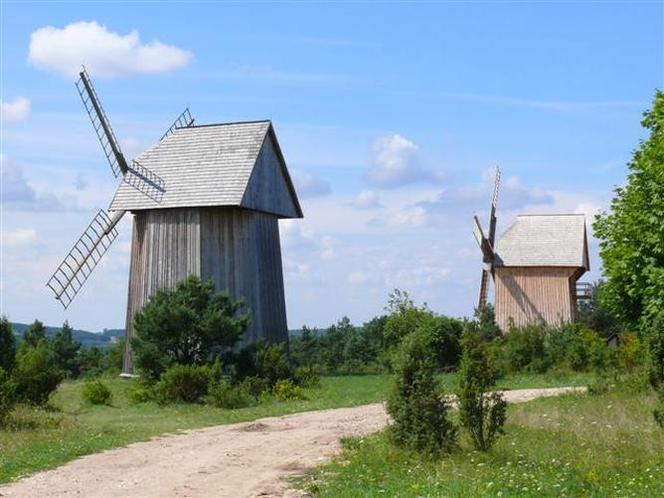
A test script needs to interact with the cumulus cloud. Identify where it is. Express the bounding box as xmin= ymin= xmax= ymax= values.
xmin=1 ymin=97 xmax=30 ymax=122
xmin=292 ymin=169 xmax=332 ymax=198
xmin=1 ymin=228 xmax=38 ymax=247
xmin=353 ymin=190 xmax=382 ymax=209
xmin=0 ymin=155 xmax=68 ymax=211
xmin=28 ymin=21 xmax=193 ymax=78
xmin=364 ymin=134 xmax=443 ymax=189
